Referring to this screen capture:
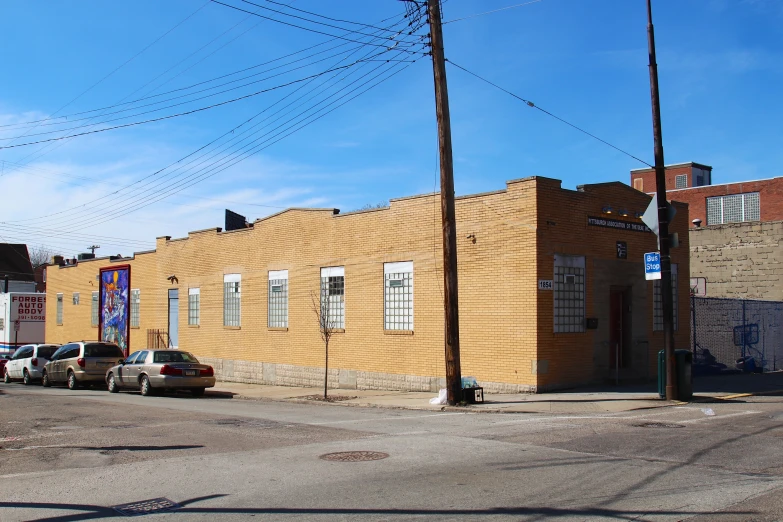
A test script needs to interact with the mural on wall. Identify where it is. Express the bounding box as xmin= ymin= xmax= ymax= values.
xmin=99 ymin=266 xmax=130 ymax=356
